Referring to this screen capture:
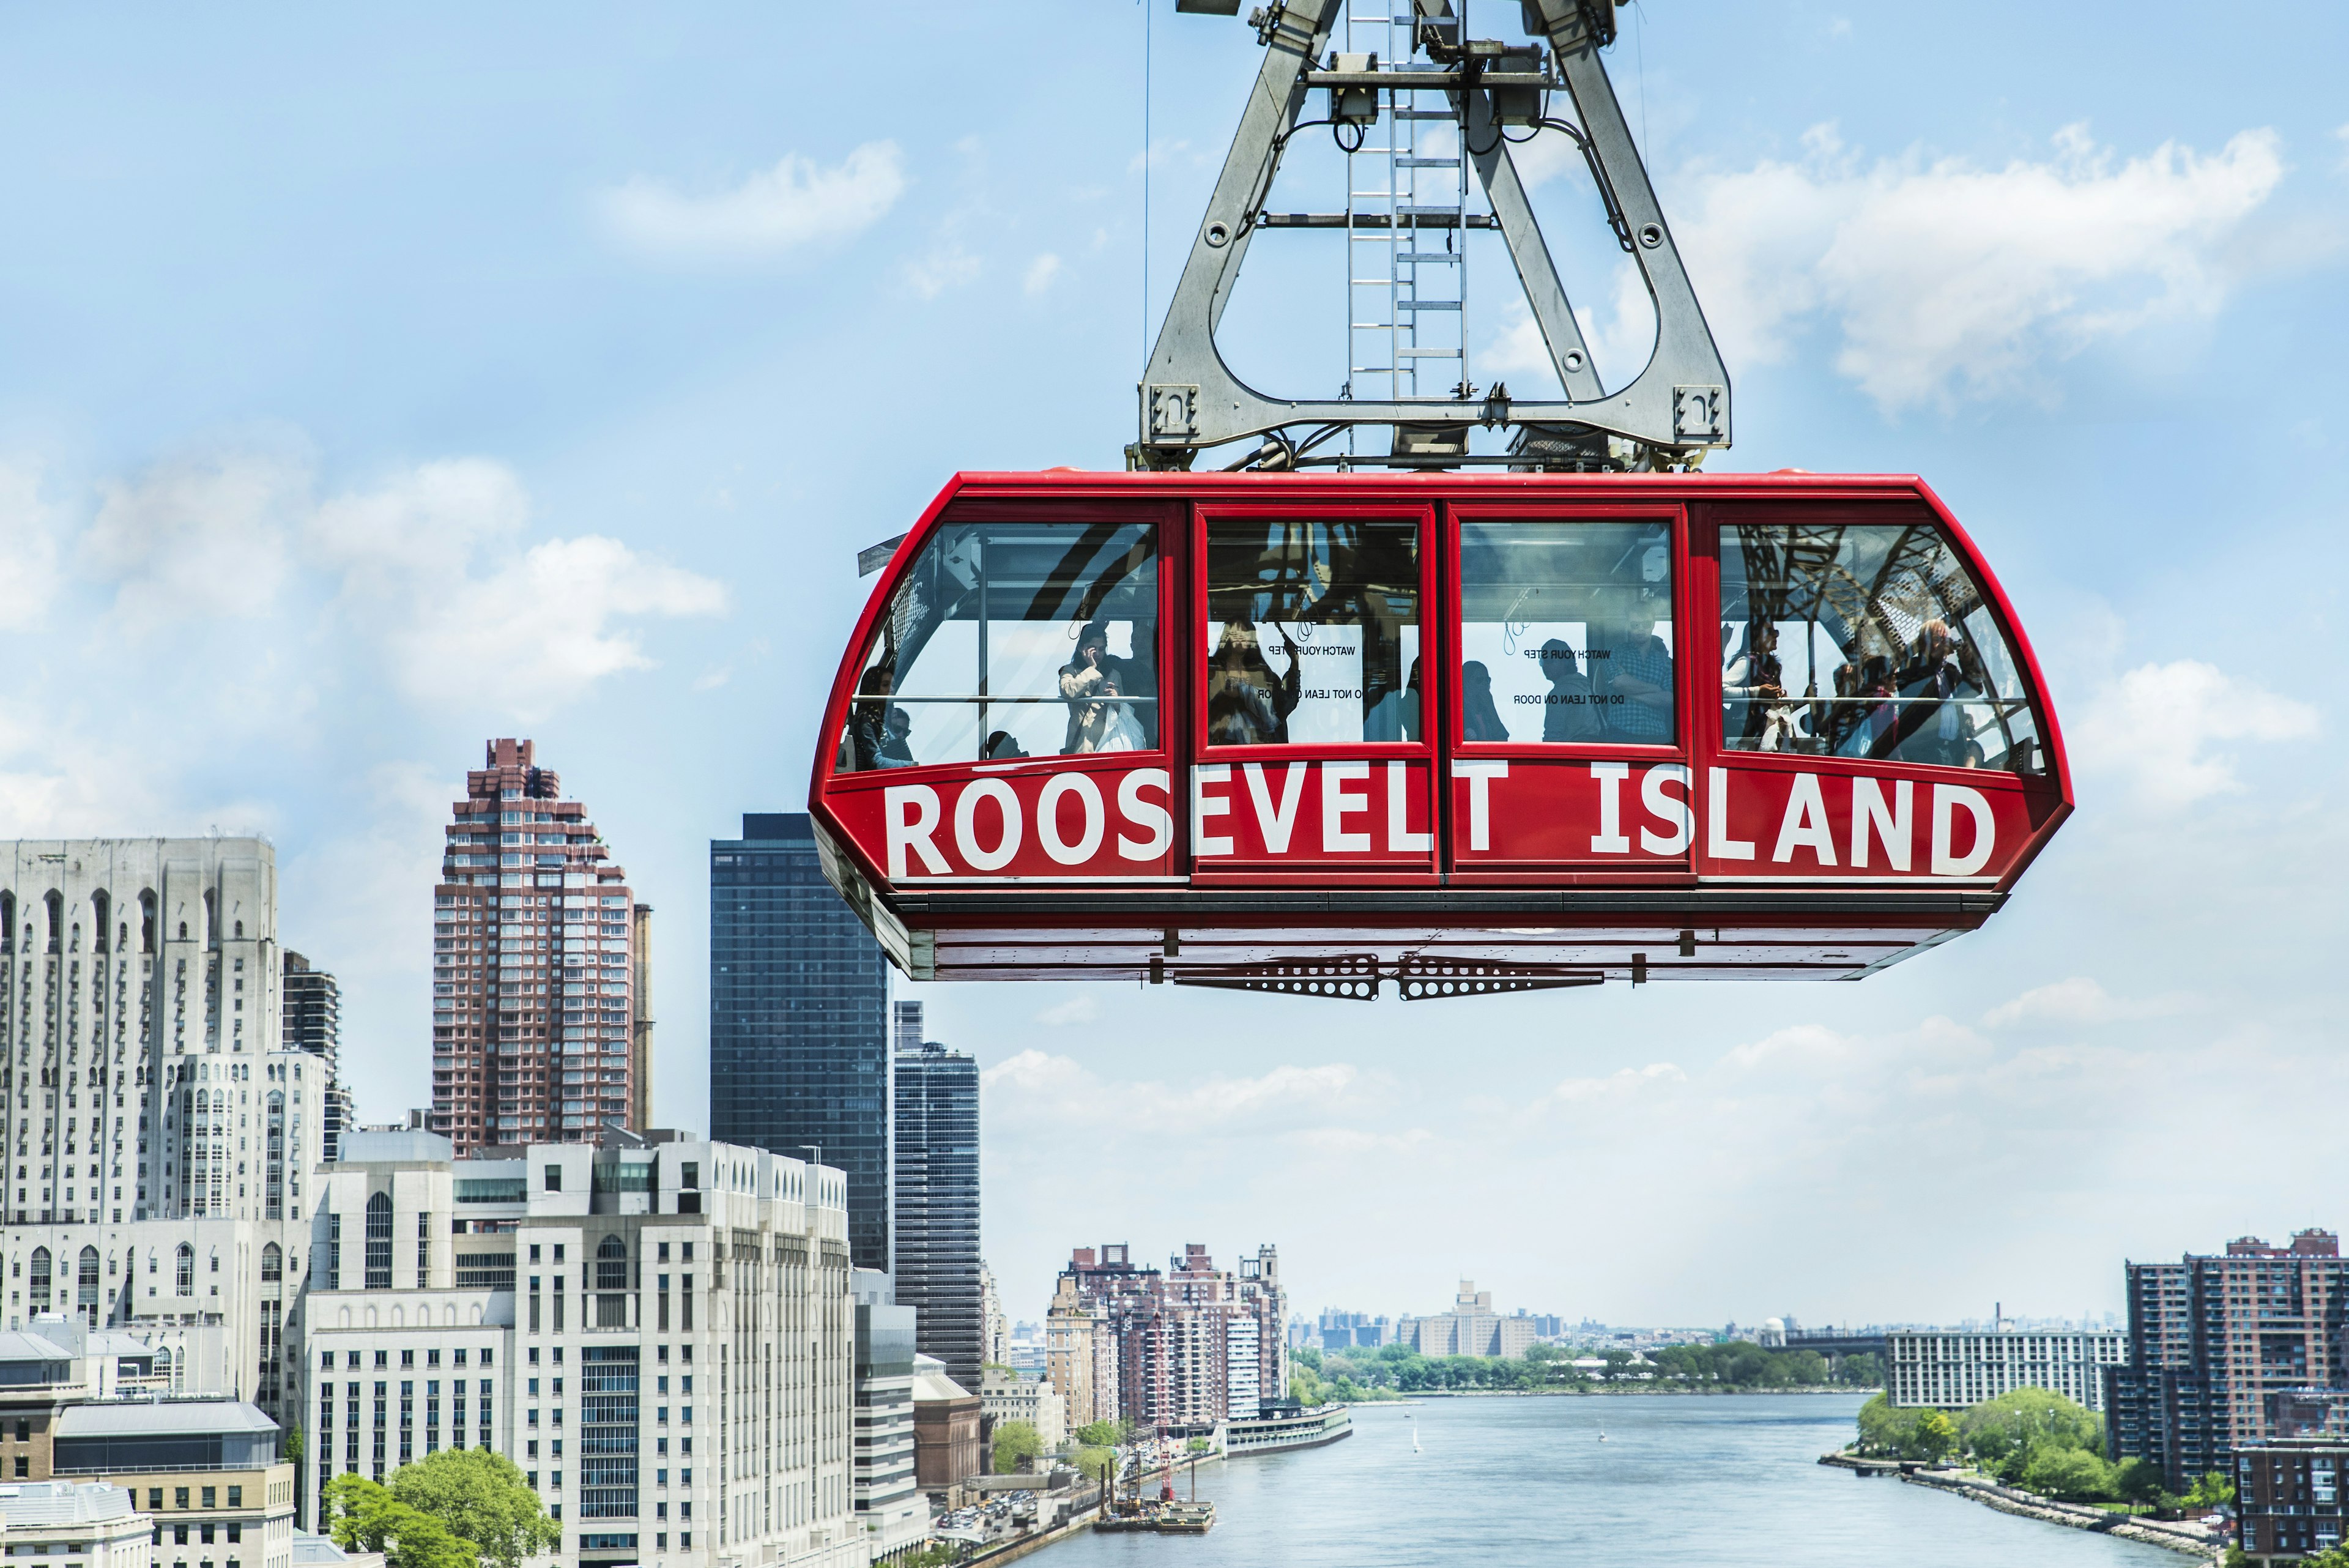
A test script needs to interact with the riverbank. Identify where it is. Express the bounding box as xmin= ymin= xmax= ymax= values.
xmin=1037 ymin=1393 xmax=2170 ymax=1567
xmin=1819 ymin=1454 xmax=2223 ymax=1561
xmin=1409 ymin=1384 xmax=1873 ymax=1398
